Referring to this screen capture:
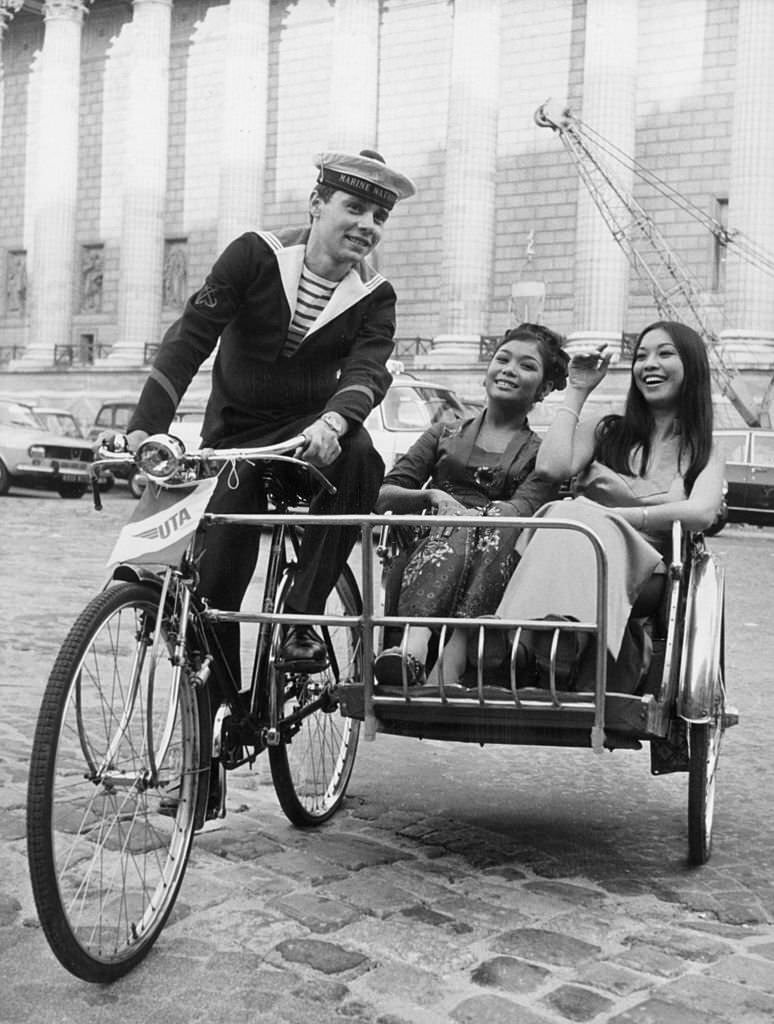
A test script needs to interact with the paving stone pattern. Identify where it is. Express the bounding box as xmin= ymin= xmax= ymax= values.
xmin=1 ymin=495 xmax=773 ymax=1023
